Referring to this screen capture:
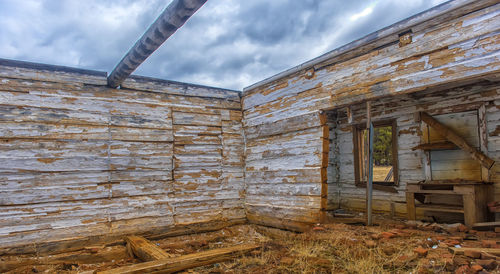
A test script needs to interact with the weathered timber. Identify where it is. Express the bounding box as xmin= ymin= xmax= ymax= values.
xmin=0 ymin=245 xmax=128 ymax=272
xmin=243 ymin=0 xmax=498 ymax=94
xmin=412 ymin=142 xmax=458 ymax=151
xmin=0 ymin=59 xmax=245 ymax=255
xmin=125 ymin=236 xmax=172 ymax=261
xmin=449 ymin=247 xmax=500 ymax=256
xmin=420 ymin=112 xmax=495 ymax=170
xmin=107 ymin=0 xmax=207 ymax=88
xmin=246 ymin=211 xmax=315 ymax=232
xmin=472 ymin=221 xmax=500 ymax=230
xmin=97 ymin=244 xmax=260 ymax=274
